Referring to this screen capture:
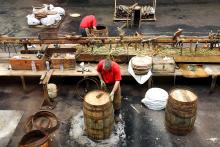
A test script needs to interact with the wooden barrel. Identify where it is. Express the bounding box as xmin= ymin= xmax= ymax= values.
xmin=165 ymin=88 xmax=197 ymax=135
xmin=18 ymin=130 xmax=49 ymax=147
xmin=83 ymin=90 xmax=114 ymax=140
xmin=91 ymin=25 xmax=109 ymax=37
